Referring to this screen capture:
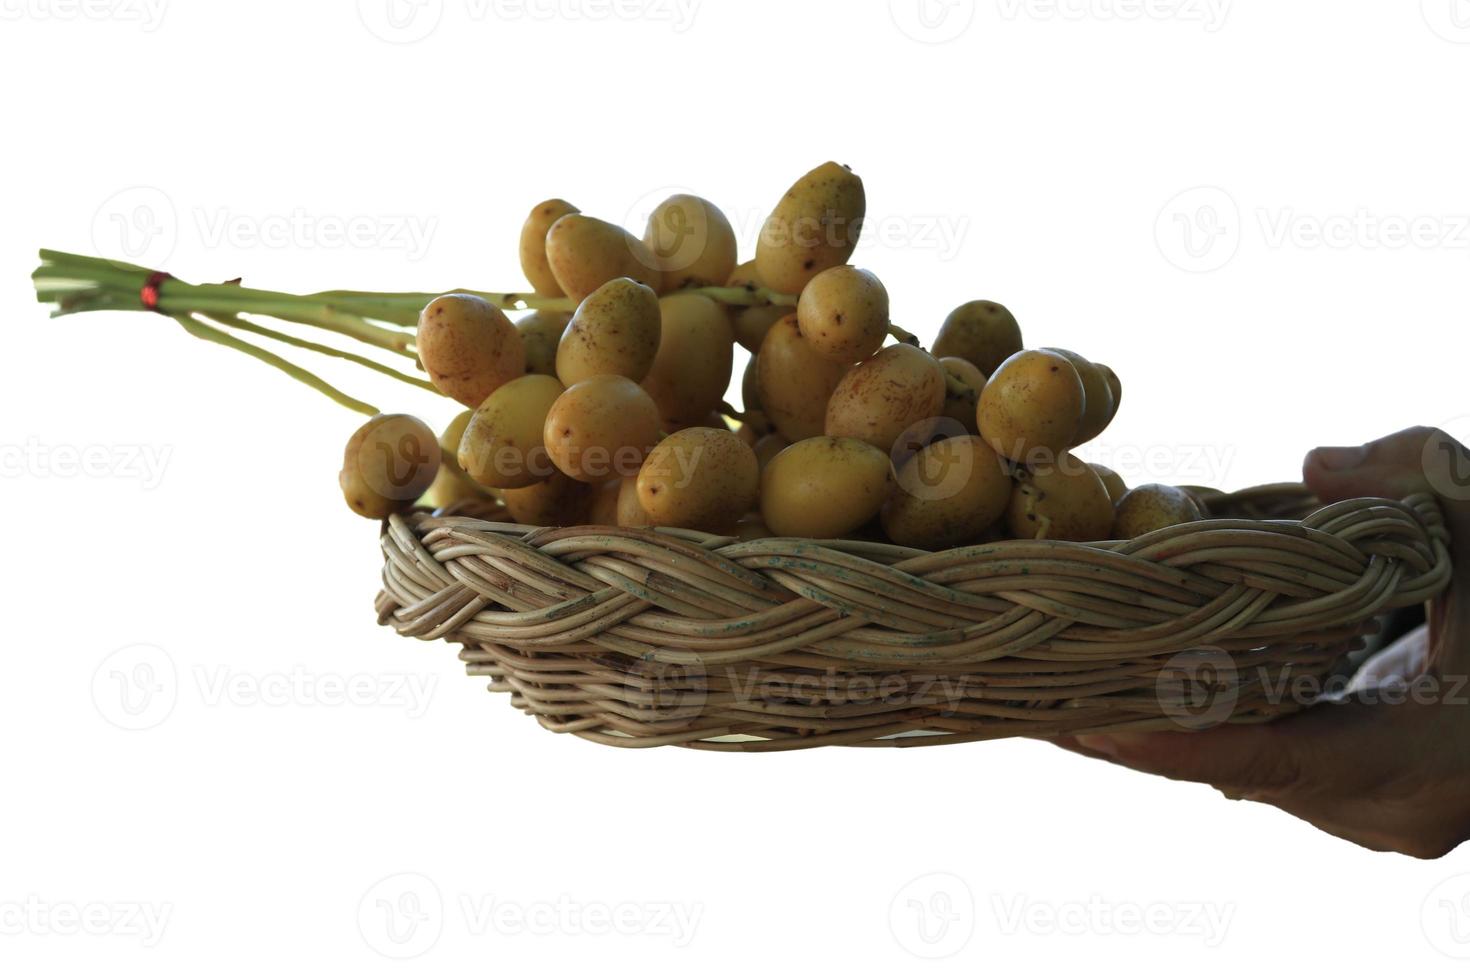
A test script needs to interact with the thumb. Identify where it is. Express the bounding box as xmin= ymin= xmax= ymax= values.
xmin=1303 ymin=425 xmax=1470 ymax=546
